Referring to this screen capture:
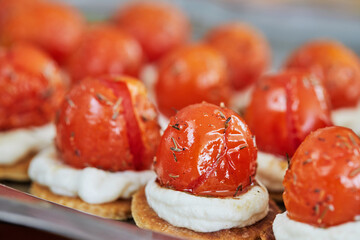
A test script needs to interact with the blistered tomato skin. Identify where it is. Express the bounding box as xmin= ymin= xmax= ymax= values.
xmin=284 ymin=126 xmax=360 ymax=227
xmin=245 ymin=70 xmax=333 ymax=157
xmin=66 ymin=24 xmax=143 ymax=83
xmin=114 ymin=1 xmax=189 ymax=62
xmin=155 ymin=44 xmax=231 ymax=118
xmin=206 ymin=23 xmax=270 ymax=91
xmin=55 ymin=76 xmax=161 ymax=172
xmin=285 ymin=40 xmax=360 ymax=109
xmin=0 ymin=0 xmax=84 ymax=64
xmin=155 ymin=102 xmax=257 ymax=197
xmin=0 ymin=43 xmax=66 ymax=130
